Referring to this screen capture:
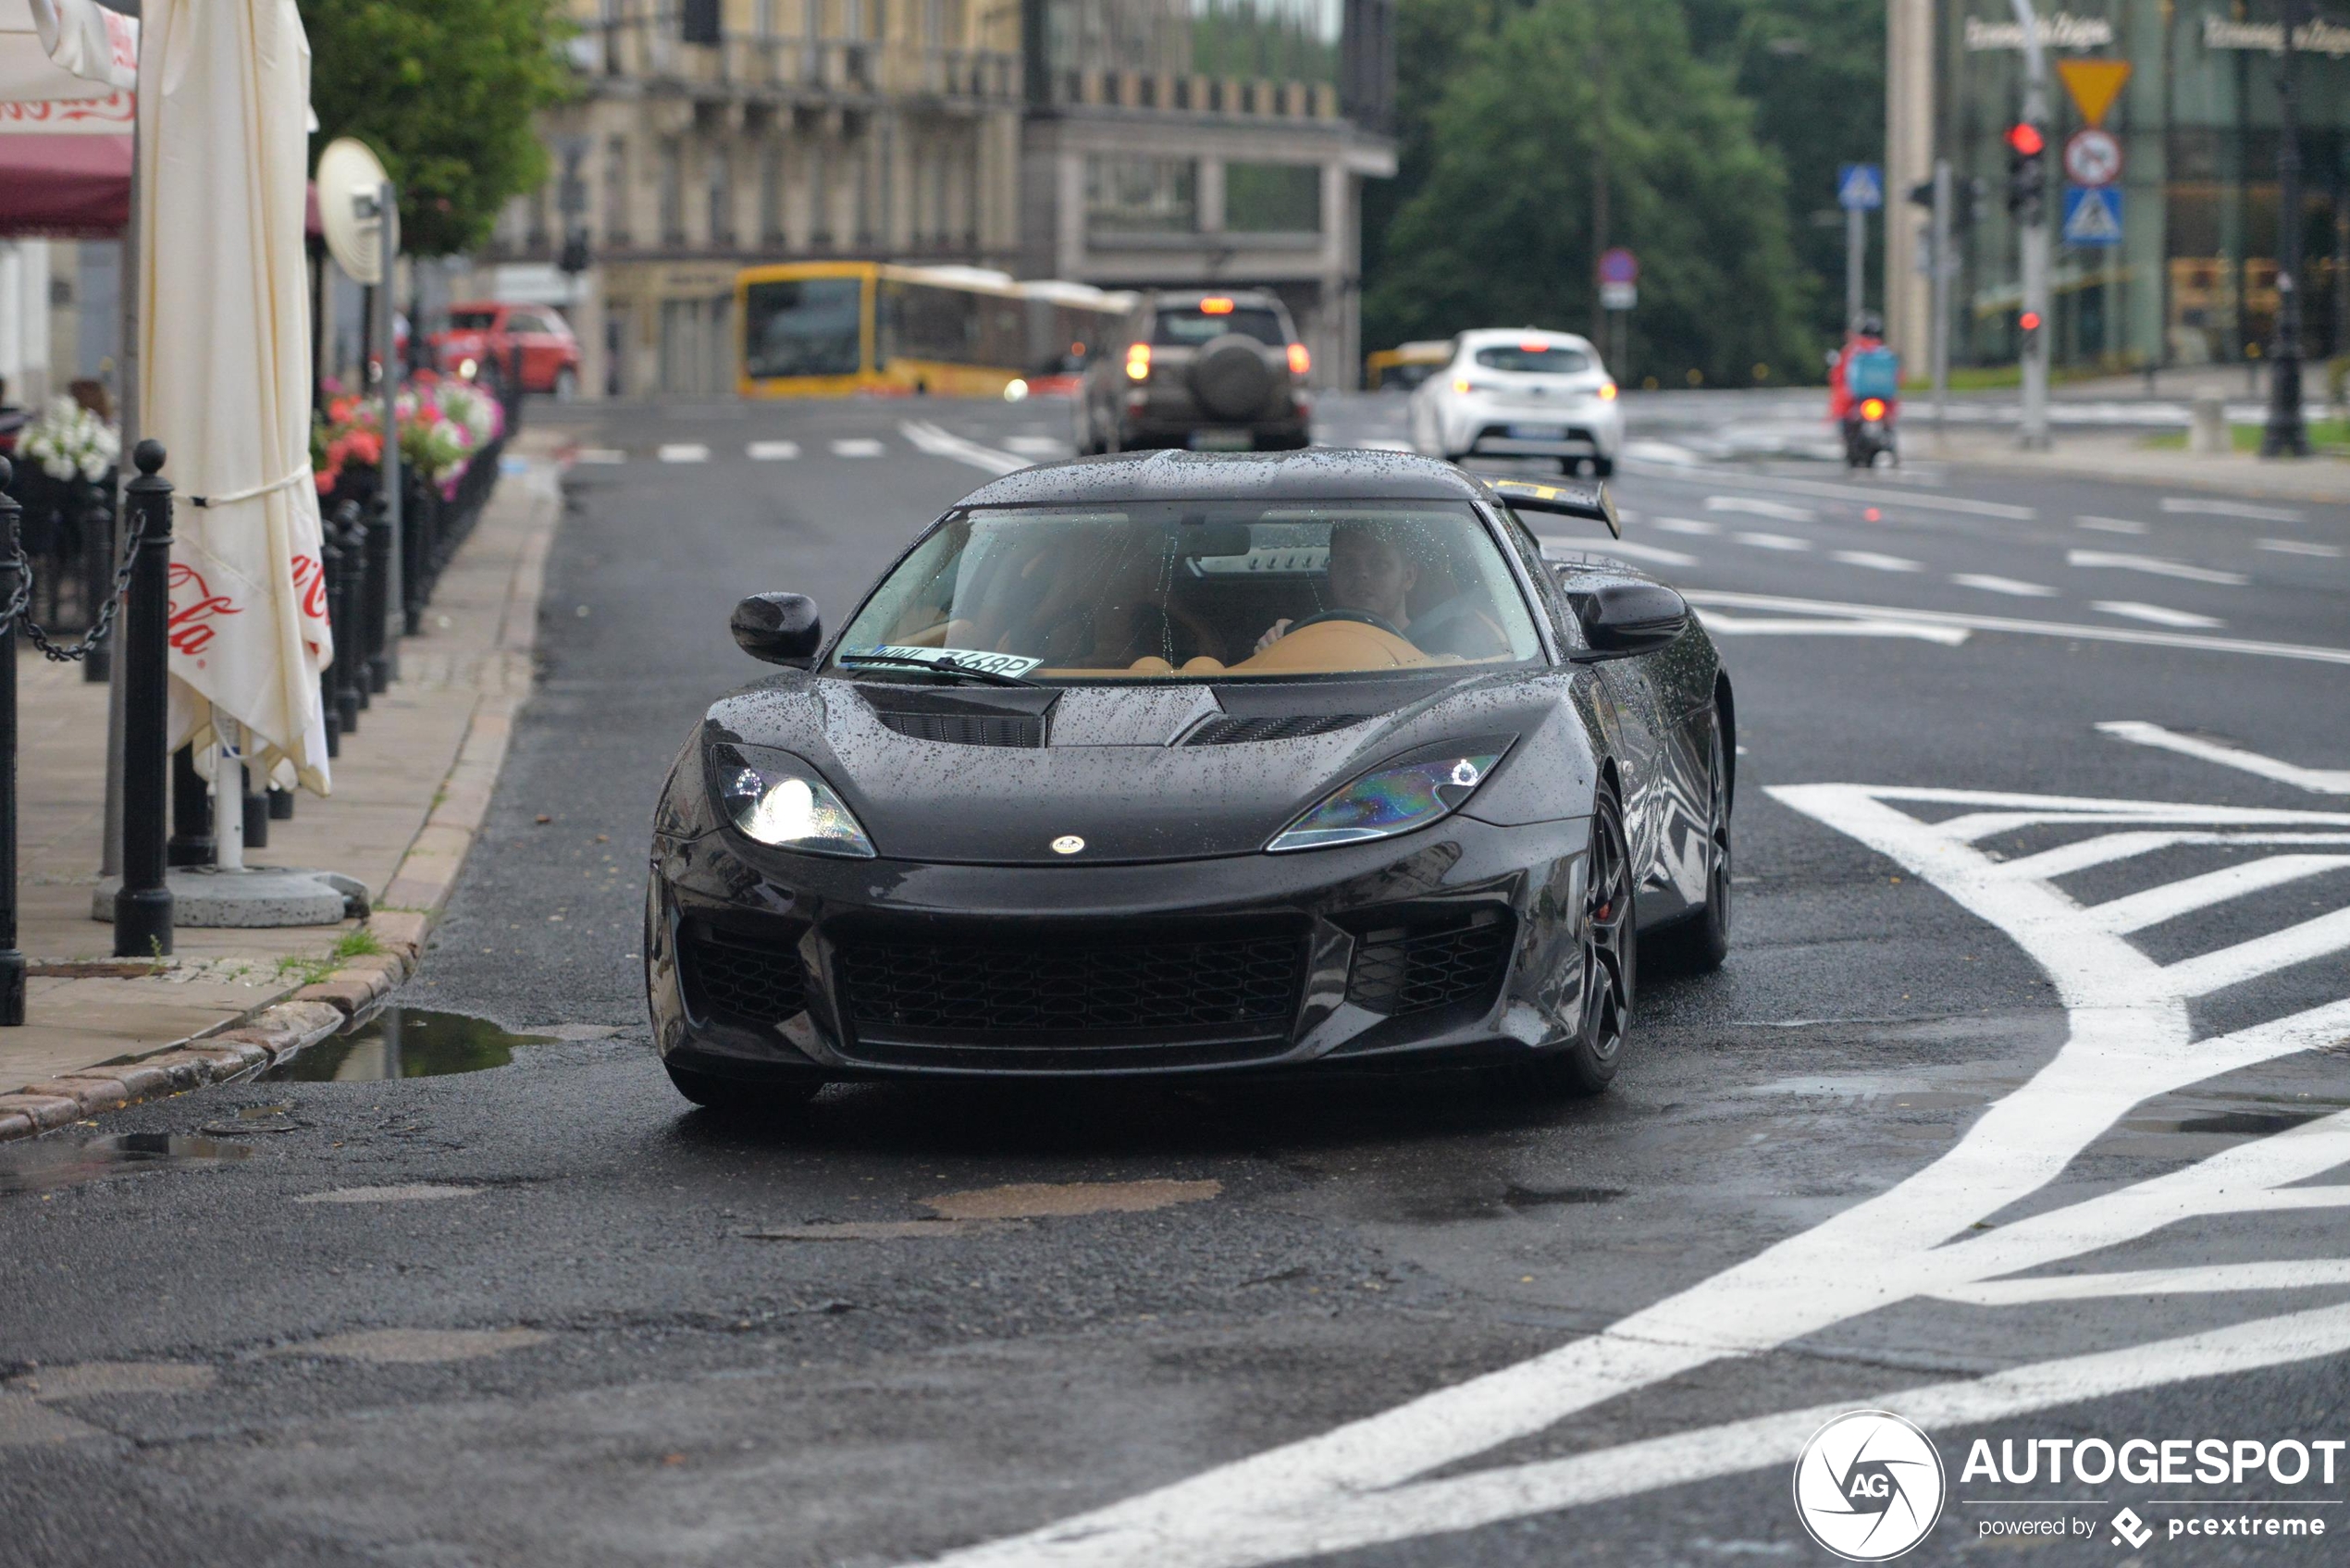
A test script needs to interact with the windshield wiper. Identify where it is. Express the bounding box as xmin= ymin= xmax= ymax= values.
xmin=836 ymin=652 xmax=1041 ymax=688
